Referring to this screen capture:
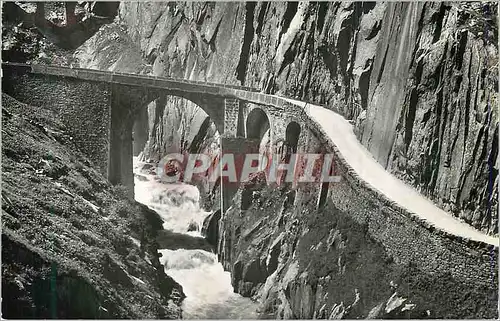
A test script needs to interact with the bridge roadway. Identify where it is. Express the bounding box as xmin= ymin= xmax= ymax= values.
xmin=3 ymin=62 xmax=497 ymax=246
xmin=2 ymin=62 xmax=295 ymax=112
